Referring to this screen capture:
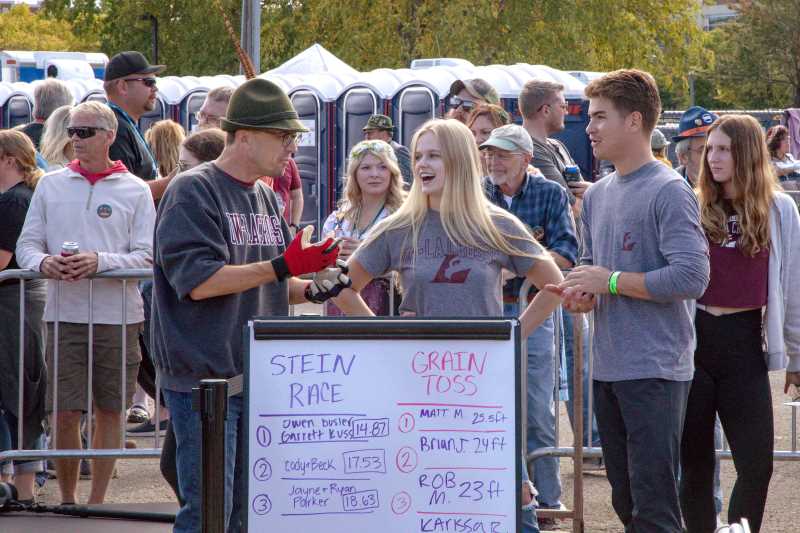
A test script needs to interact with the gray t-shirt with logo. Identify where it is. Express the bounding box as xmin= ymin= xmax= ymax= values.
xmin=353 ymin=211 xmax=544 ymax=317
xmin=580 ymin=161 xmax=710 ymax=382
